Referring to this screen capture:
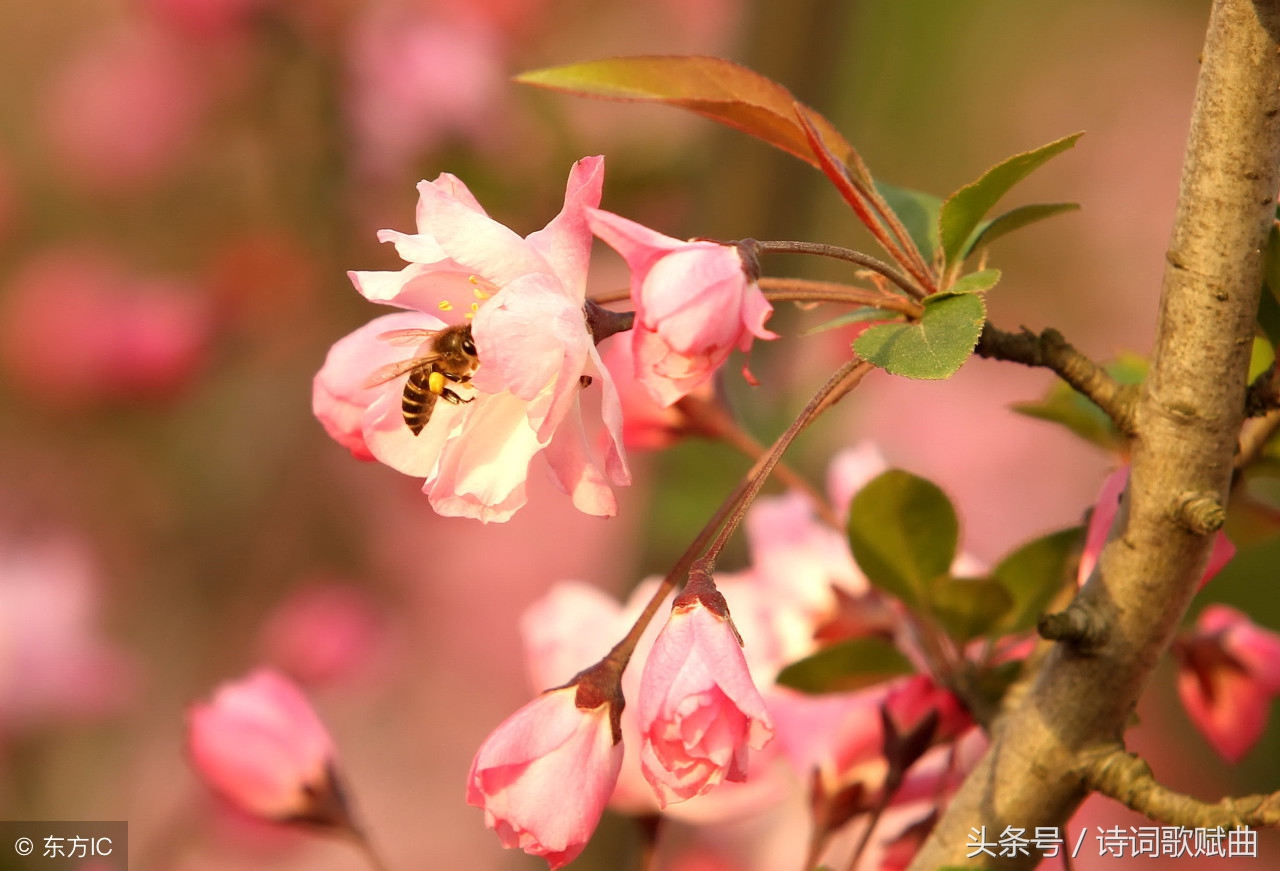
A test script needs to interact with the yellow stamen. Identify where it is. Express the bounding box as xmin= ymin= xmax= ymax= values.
xmin=438 ymin=300 xmax=454 ymax=312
